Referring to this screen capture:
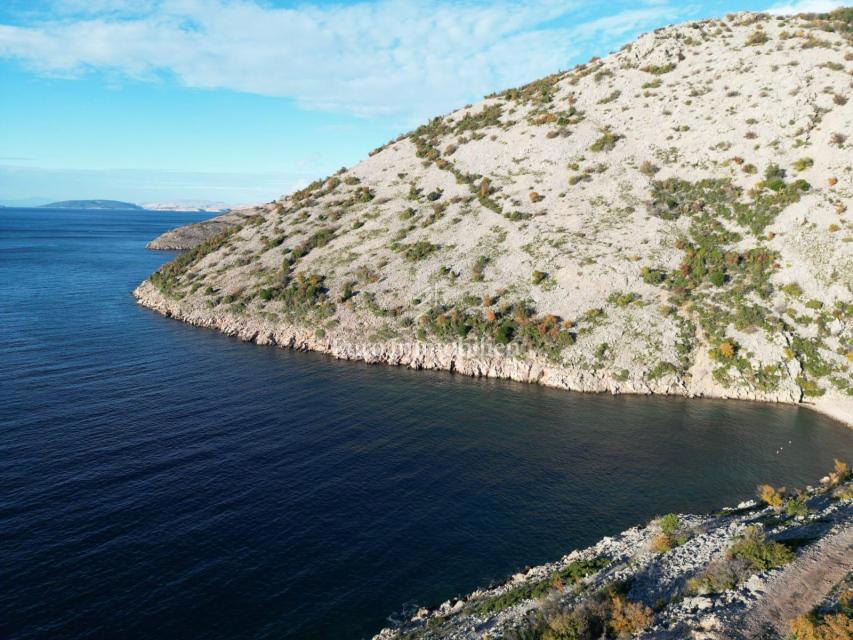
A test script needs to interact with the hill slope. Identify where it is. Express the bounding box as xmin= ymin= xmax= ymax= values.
xmin=136 ymin=9 xmax=853 ymax=424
